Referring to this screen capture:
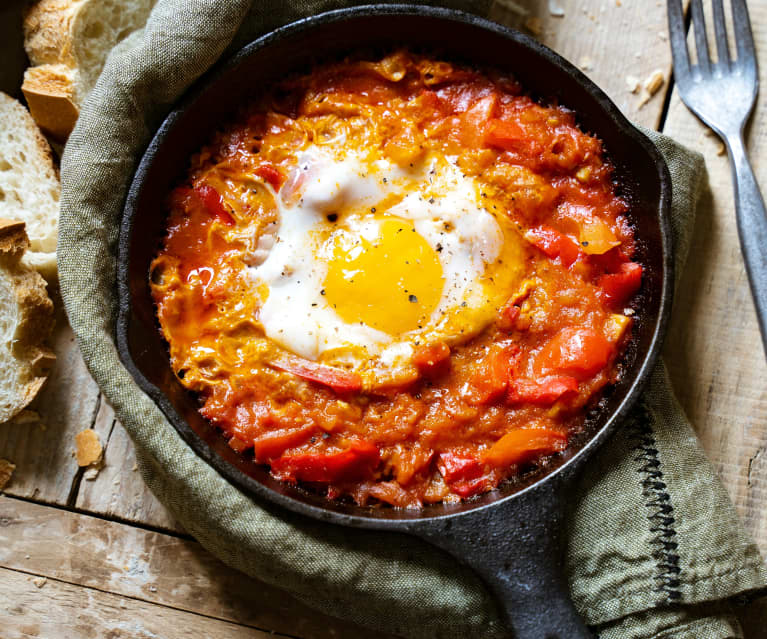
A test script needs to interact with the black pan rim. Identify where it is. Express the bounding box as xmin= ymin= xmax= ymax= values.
xmin=116 ymin=3 xmax=674 ymax=529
